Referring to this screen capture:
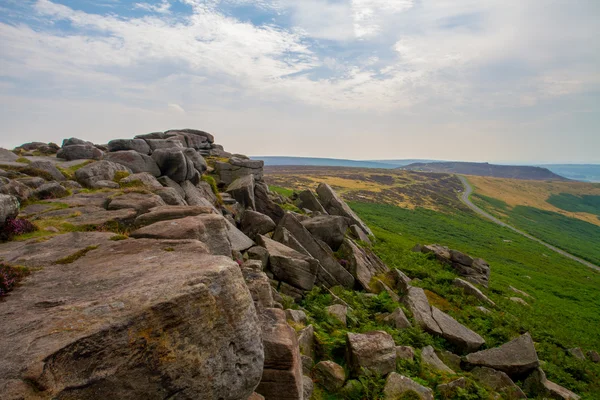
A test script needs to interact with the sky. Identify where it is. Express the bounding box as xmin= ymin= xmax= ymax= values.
xmin=0 ymin=0 xmax=599 ymax=163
